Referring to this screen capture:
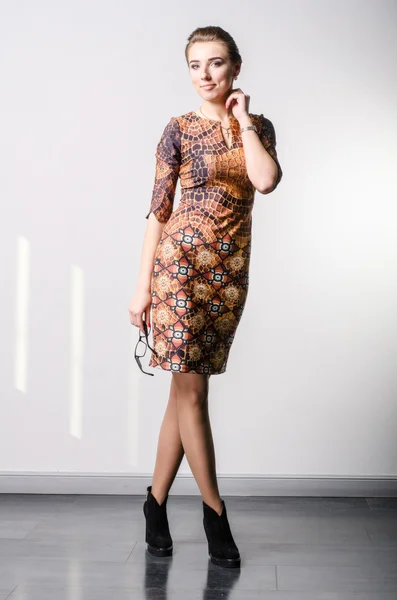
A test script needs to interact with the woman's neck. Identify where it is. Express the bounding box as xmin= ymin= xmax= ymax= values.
xmin=199 ymin=102 xmax=234 ymax=121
